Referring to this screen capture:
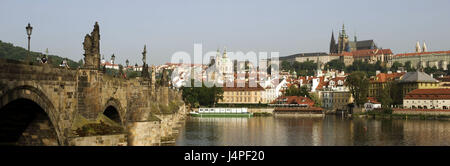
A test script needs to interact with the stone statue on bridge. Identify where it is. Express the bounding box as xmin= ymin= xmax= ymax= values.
xmin=82 ymin=22 xmax=101 ymax=69
xmin=141 ymin=45 xmax=150 ymax=78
